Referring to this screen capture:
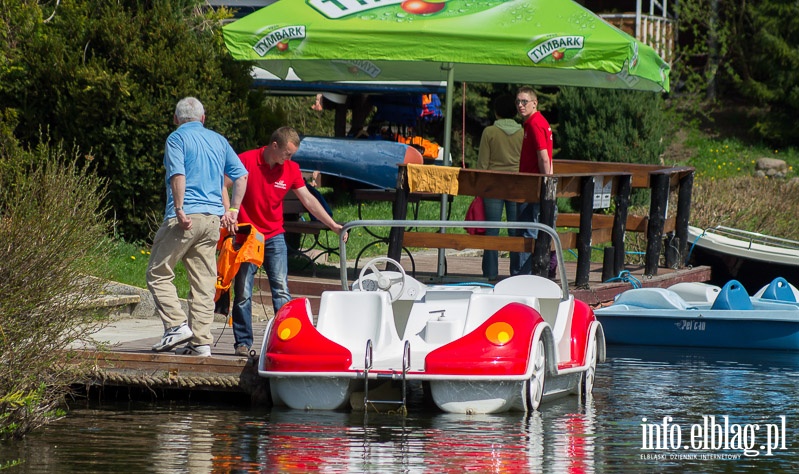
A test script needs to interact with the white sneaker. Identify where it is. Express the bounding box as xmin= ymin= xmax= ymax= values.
xmin=152 ymin=322 xmax=192 ymax=352
xmin=176 ymin=343 xmax=211 ymax=357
